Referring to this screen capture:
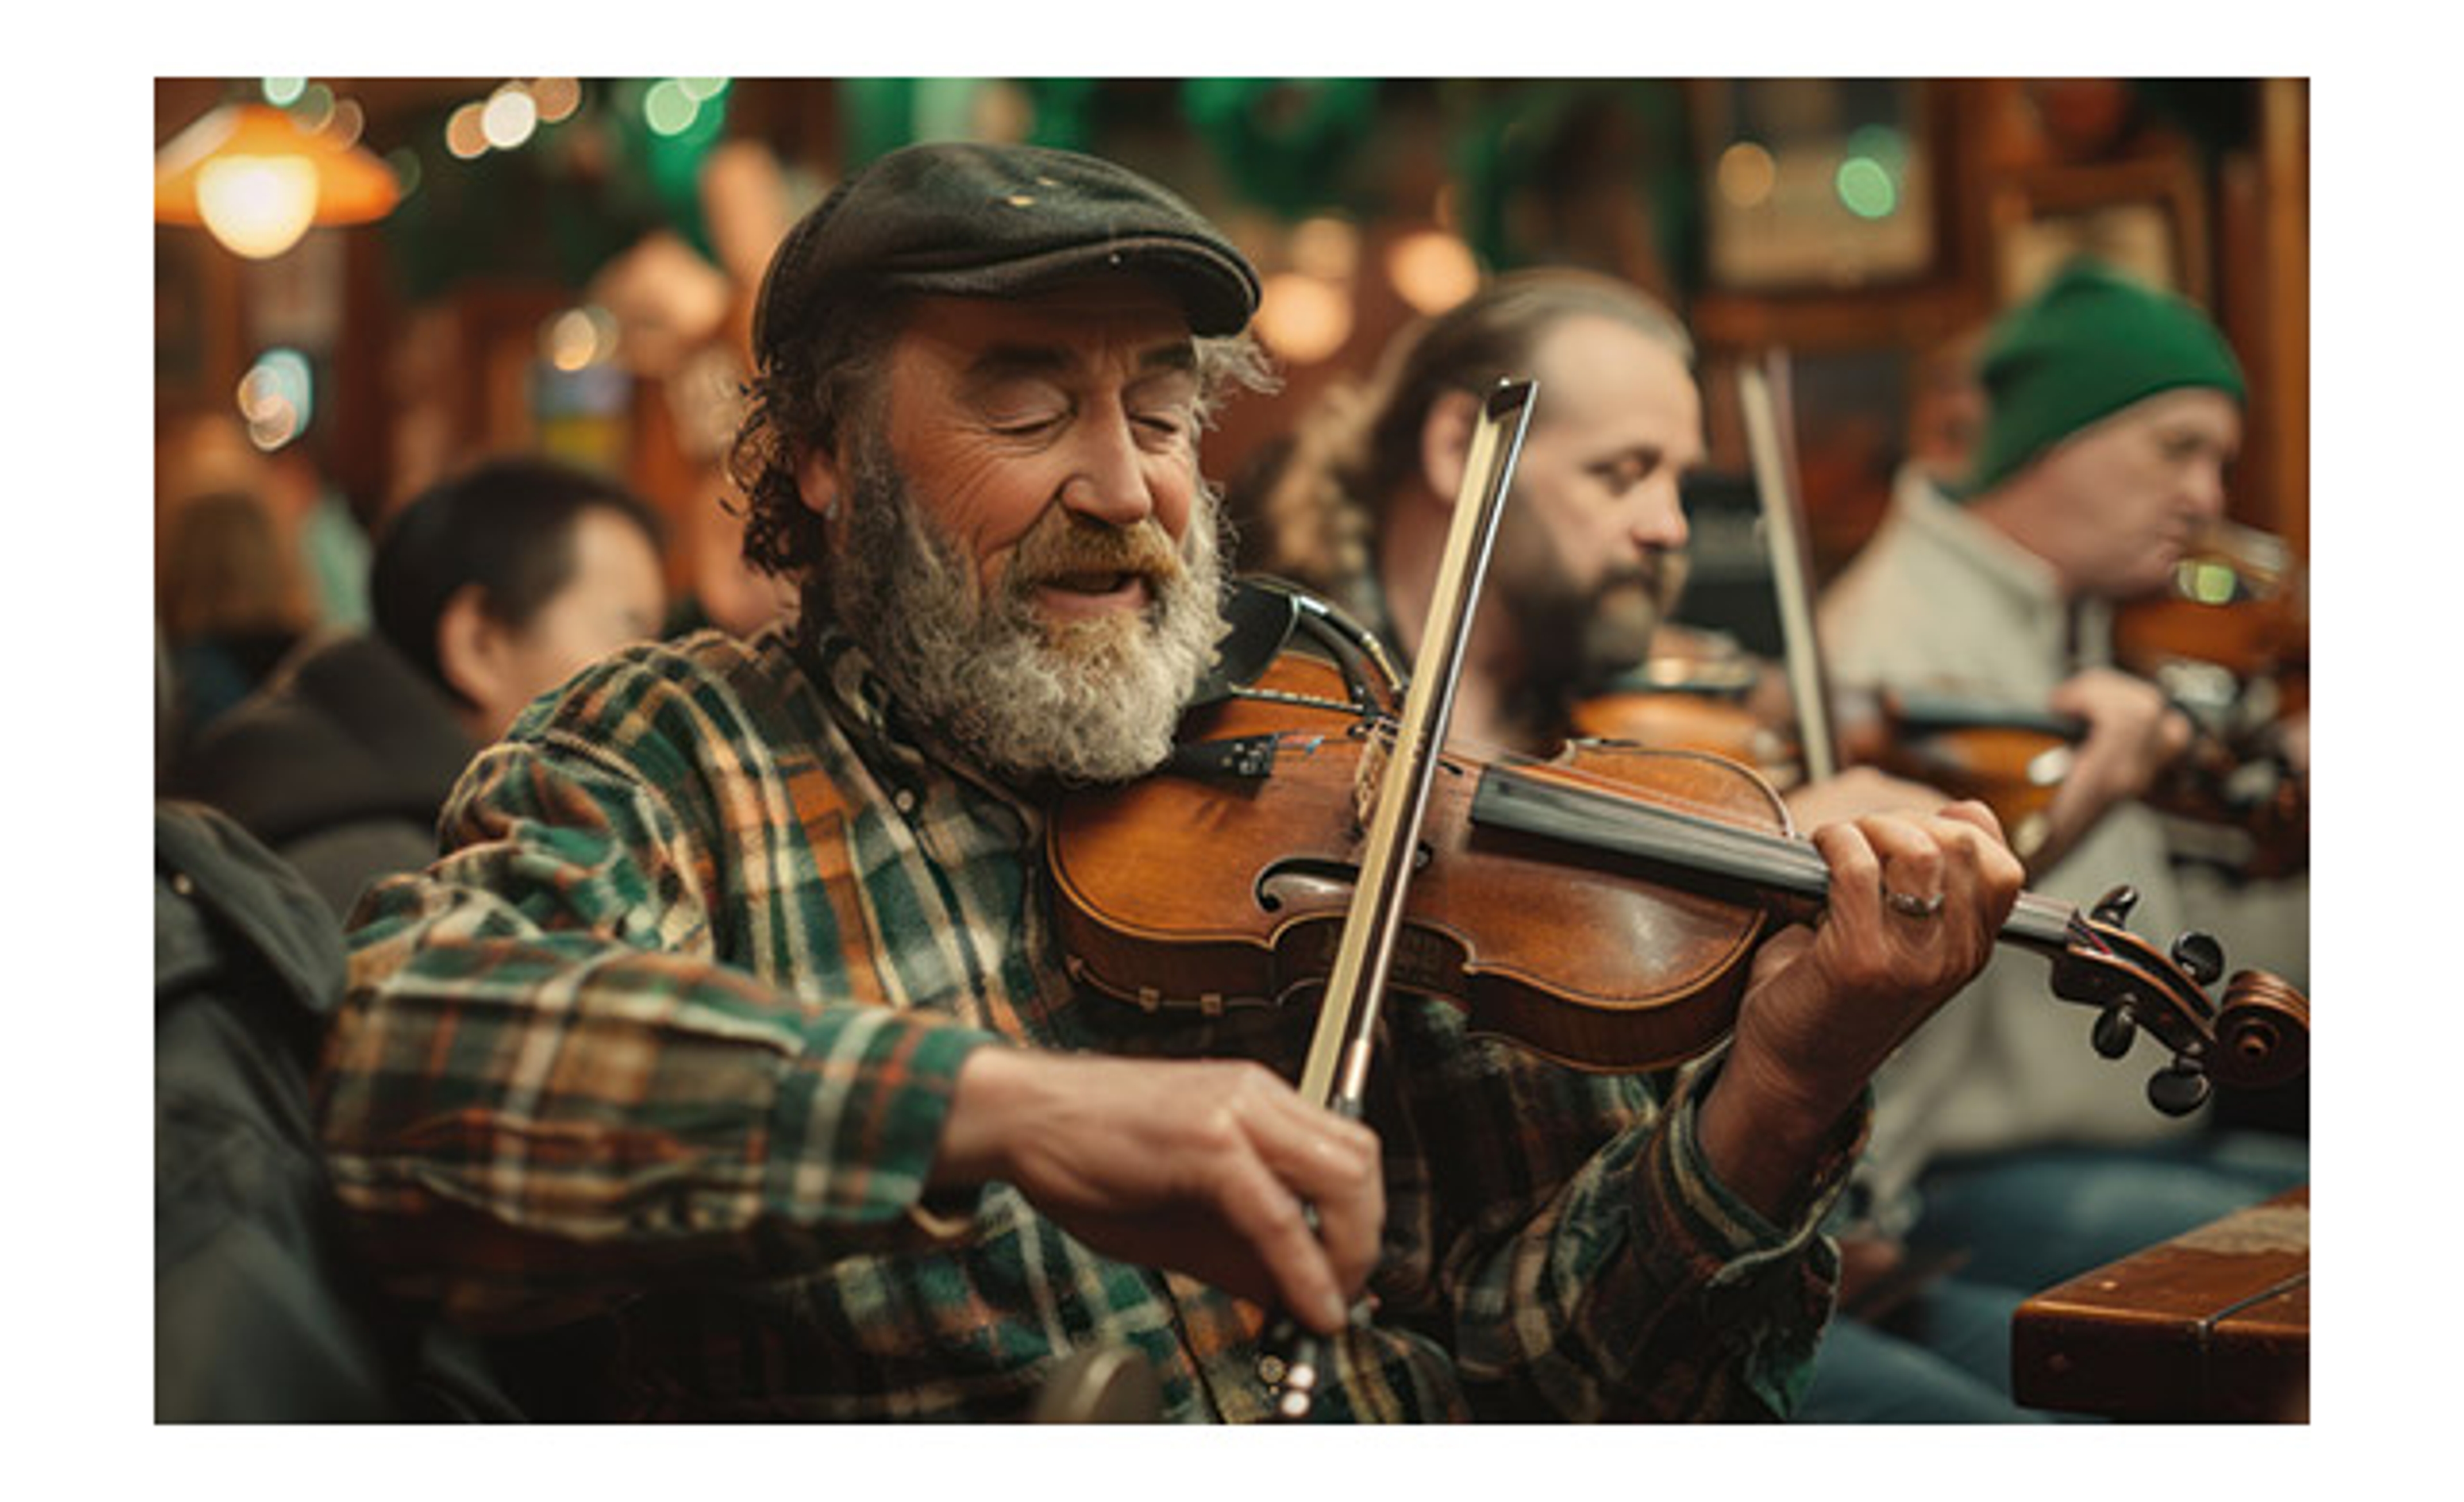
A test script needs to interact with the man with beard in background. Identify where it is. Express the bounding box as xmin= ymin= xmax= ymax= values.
xmin=316 ymin=147 xmax=2017 ymax=1422
xmin=1252 ymin=268 xmax=2061 ymax=1420
xmin=1251 ymin=267 xmax=1926 ymax=820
